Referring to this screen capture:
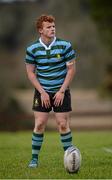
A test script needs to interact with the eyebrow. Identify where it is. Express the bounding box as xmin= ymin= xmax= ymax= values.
xmin=47 ymin=25 xmax=55 ymax=28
